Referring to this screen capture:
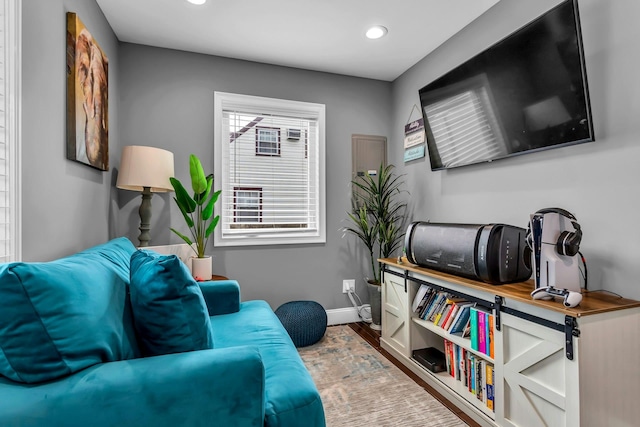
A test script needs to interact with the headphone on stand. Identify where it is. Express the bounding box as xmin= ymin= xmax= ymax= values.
xmin=526 ymin=207 xmax=582 ymax=257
